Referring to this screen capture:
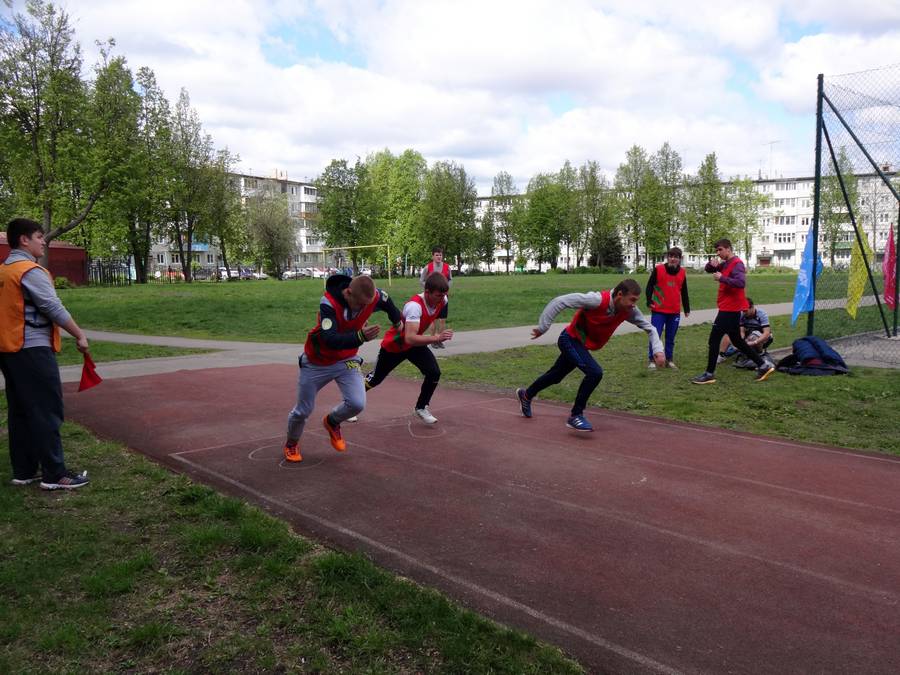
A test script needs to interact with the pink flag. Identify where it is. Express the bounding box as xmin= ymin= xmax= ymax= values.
xmin=884 ymin=225 xmax=896 ymax=309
